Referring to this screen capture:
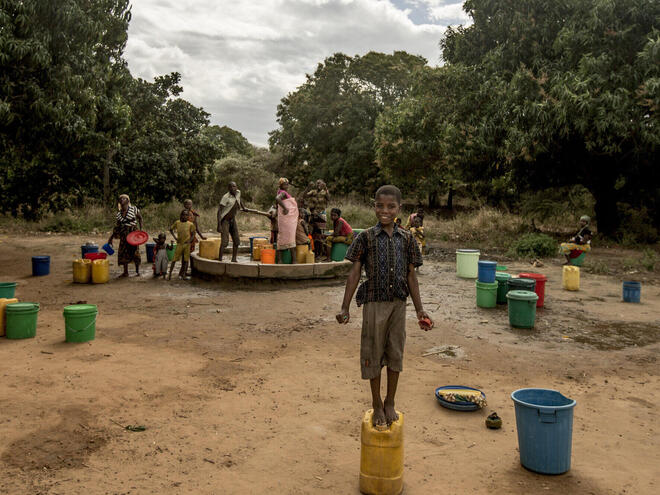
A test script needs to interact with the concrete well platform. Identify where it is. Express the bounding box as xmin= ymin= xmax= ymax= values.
xmin=191 ymin=253 xmax=352 ymax=281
